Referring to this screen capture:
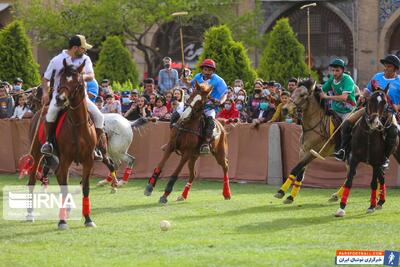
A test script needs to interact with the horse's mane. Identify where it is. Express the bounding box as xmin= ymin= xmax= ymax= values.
xmin=297 ymin=78 xmax=326 ymax=110
xmin=60 ymin=64 xmax=77 ymax=77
